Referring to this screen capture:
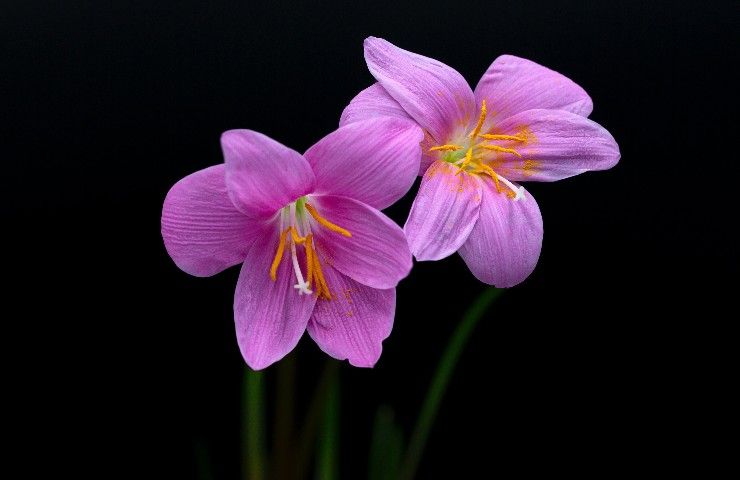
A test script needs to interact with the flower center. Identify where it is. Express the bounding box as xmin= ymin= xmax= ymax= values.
xmin=428 ymin=100 xmax=532 ymax=201
xmin=269 ymin=196 xmax=351 ymax=300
